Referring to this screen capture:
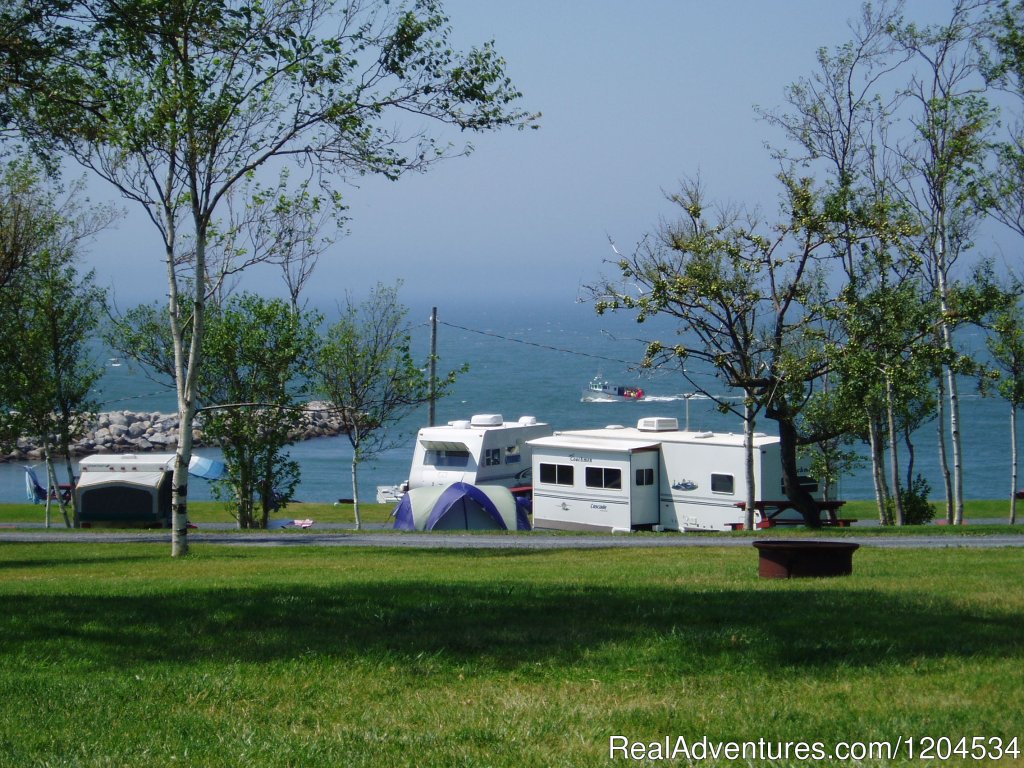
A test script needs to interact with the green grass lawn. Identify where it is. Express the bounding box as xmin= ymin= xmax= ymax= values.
xmin=0 ymin=500 xmax=397 ymax=526
xmin=3 ymin=498 xmax=1021 ymax=531
xmin=1 ymin=542 xmax=1021 ymax=767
